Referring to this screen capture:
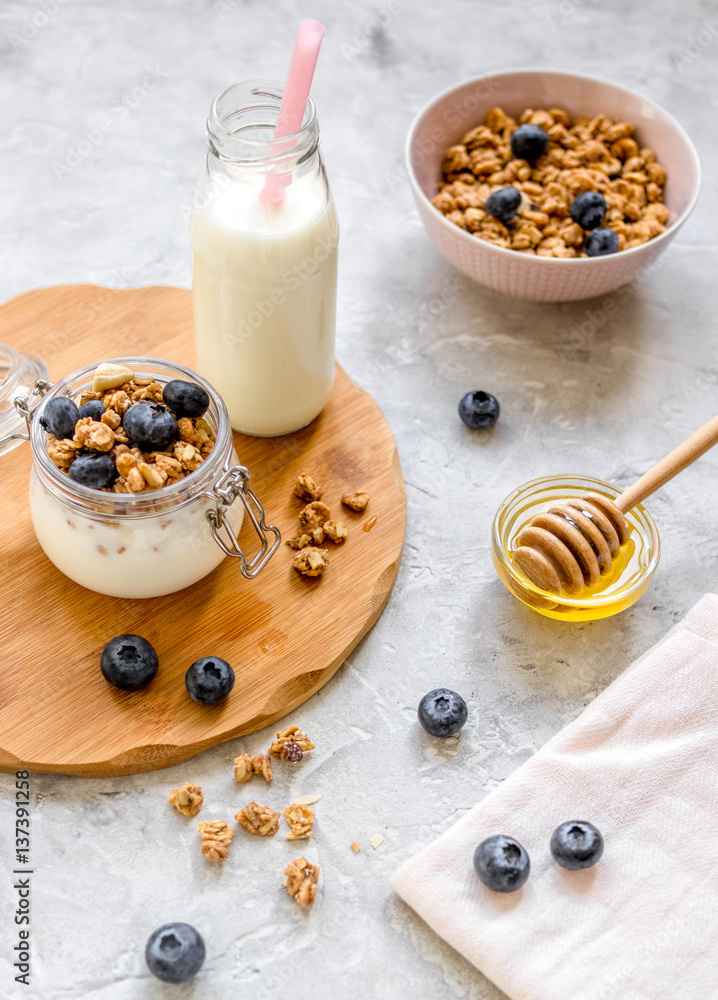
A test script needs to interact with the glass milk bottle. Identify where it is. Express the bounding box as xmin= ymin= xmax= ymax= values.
xmin=190 ymin=80 xmax=339 ymax=437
